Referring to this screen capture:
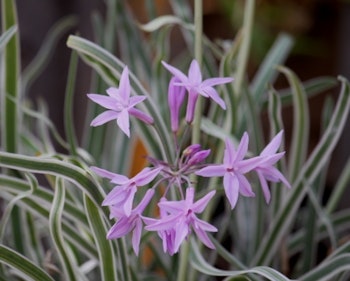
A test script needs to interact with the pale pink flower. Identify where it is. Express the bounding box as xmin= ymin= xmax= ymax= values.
xmin=254 ymin=131 xmax=291 ymax=203
xmin=162 ymin=59 xmax=233 ymax=123
xmin=91 ymin=166 xmax=161 ymax=216
xmin=107 ymin=189 xmax=155 ymax=255
xmin=87 ymin=66 xmax=153 ymax=137
xmin=145 ymin=187 xmax=217 ymax=254
xmin=196 ymin=133 xmax=263 ymax=209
